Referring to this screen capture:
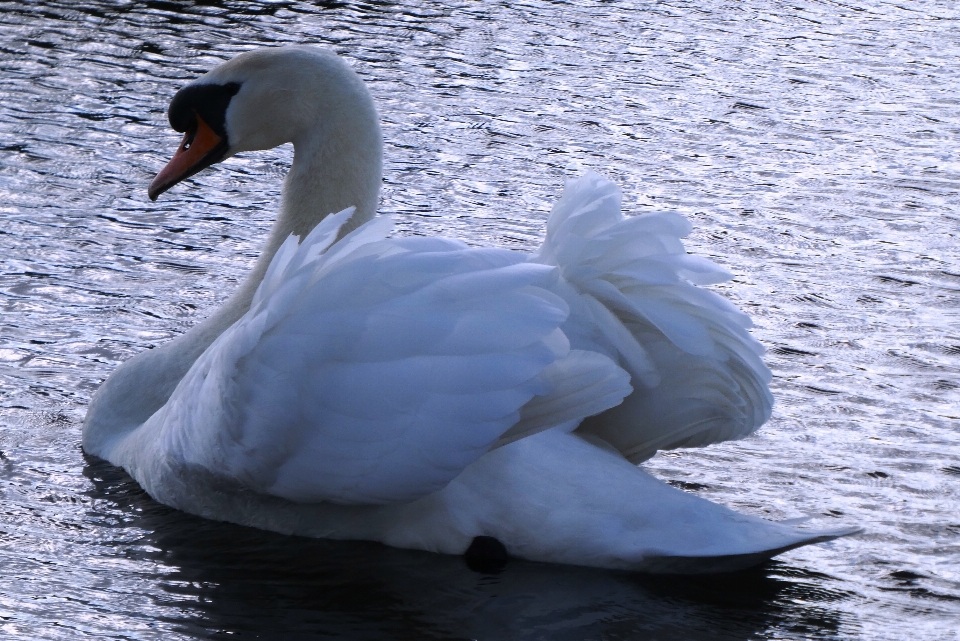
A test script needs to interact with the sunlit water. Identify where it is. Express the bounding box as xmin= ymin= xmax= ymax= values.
xmin=1 ymin=1 xmax=958 ymax=639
